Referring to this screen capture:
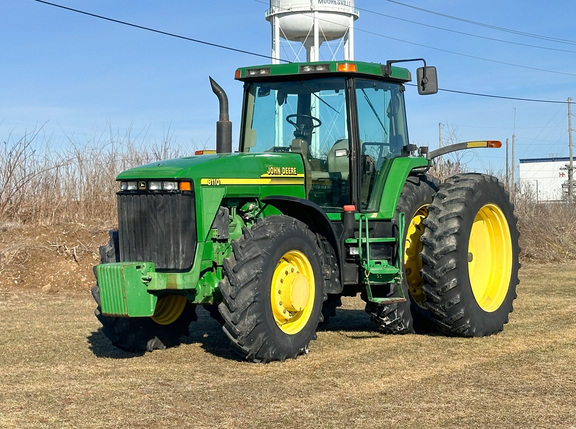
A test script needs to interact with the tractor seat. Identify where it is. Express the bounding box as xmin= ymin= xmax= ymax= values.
xmin=327 ymin=139 xmax=350 ymax=180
